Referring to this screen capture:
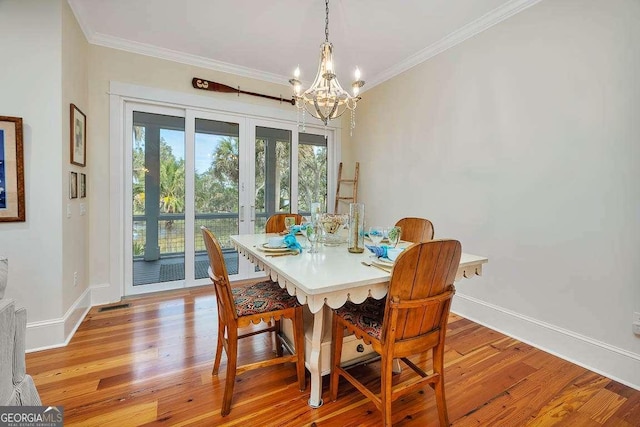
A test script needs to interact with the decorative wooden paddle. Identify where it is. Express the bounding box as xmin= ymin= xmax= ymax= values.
xmin=192 ymin=78 xmax=295 ymax=105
